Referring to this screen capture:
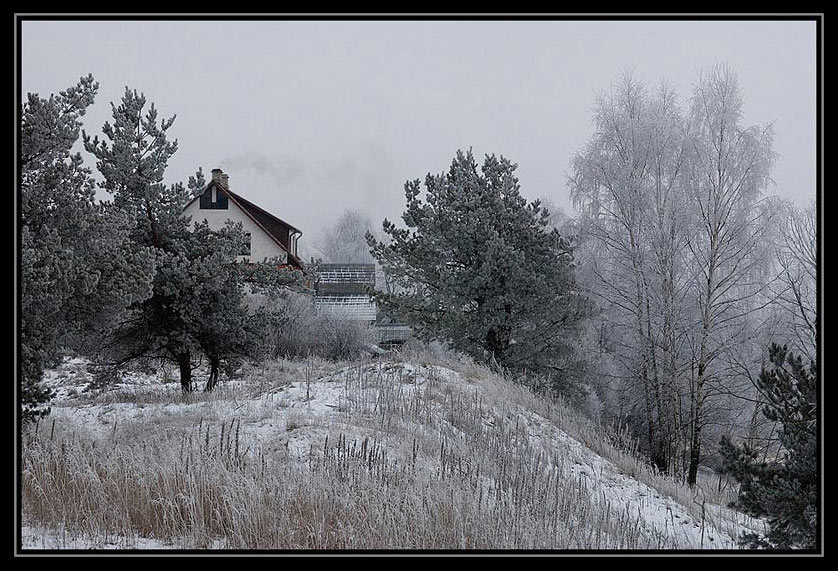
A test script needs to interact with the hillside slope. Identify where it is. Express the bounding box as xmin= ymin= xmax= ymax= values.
xmin=21 ymin=353 xmax=763 ymax=550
